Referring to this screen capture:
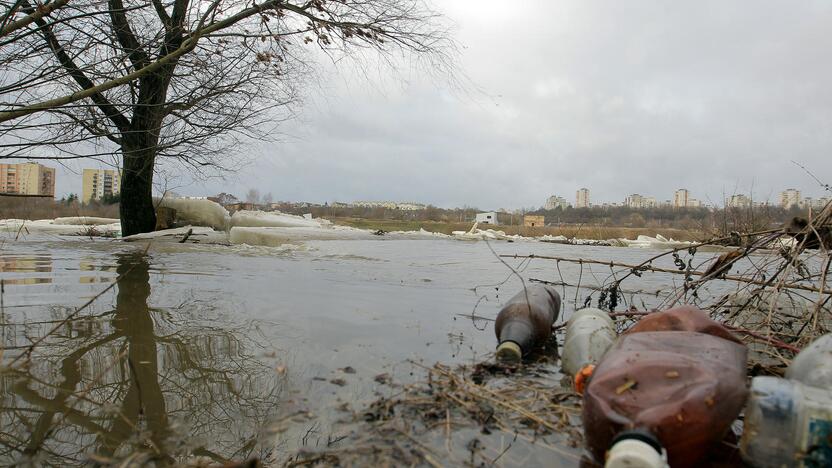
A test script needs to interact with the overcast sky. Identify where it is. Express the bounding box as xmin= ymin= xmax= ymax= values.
xmin=55 ymin=0 xmax=832 ymax=209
